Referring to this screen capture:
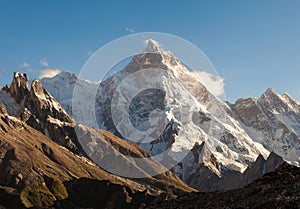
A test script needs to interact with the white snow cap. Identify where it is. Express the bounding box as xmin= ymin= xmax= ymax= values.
xmin=144 ymin=39 xmax=162 ymax=53
xmin=14 ymin=72 xmax=26 ymax=78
